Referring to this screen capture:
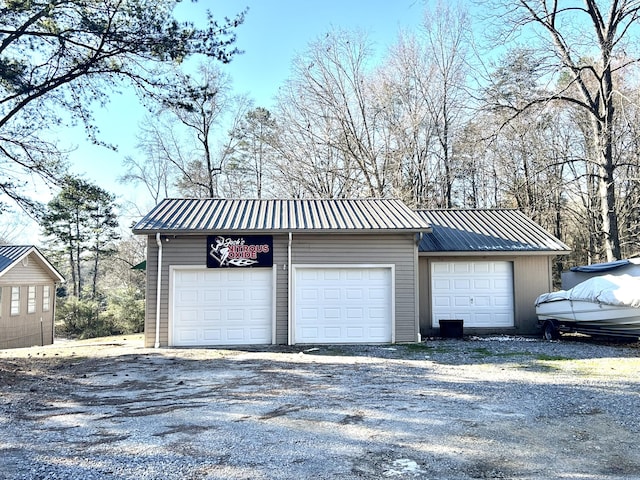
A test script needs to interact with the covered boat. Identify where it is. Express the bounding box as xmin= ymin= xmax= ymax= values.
xmin=535 ymin=274 xmax=640 ymax=339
